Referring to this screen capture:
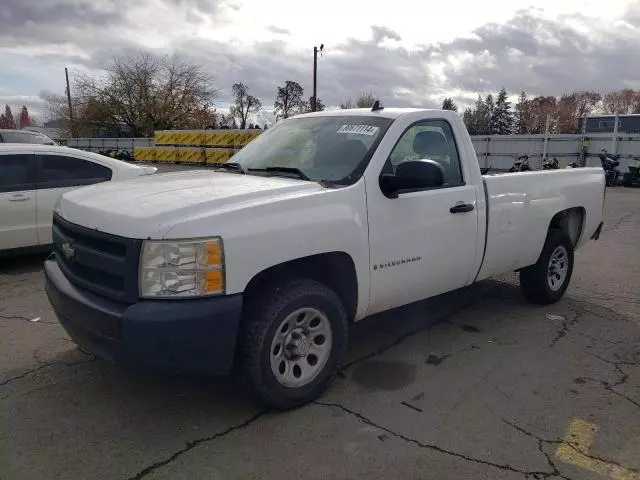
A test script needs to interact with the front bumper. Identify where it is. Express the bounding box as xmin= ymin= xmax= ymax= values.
xmin=44 ymin=257 xmax=243 ymax=376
